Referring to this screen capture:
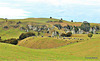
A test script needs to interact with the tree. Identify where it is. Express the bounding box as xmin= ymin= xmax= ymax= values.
xmin=54 ymin=24 xmax=62 ymax=30
xmin=4 ymin=38 xmax=18 ymax=45
xmin=71 ymin=20 xmax=73 ymax=22
xmin=61 ymin=18 xmax=63 ymax=20
xmin=50 ymin=17 xmax=52 ymax=19
xmin=38 ymin=31 xmax=40 ymax=36
xmin=61 ymin=32 xmax=72 ymax=37
xmin=65 ymin=32 xmax=72 ymax=37
xmin=88 ymin=33 xmax=93 ymax=39
xmin=80 ymin=21 xmax=90 ymax=32
xmin=0 ymin=36 xmax=1 ymax=40
xmin=19 ymin=32 xmax=35 ymax=40
xmin=61 ymin=33 xmax=65 ymax=37
xmin=0 ymin=37 xmax=2 ymax=42
xmin=74 ymin=26 xmax=79 ymax=33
